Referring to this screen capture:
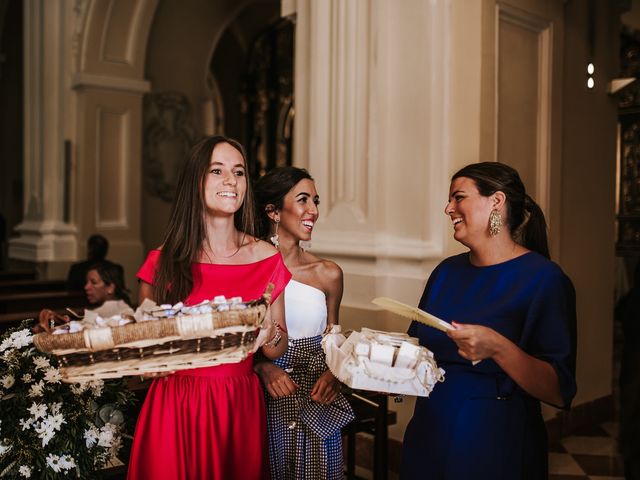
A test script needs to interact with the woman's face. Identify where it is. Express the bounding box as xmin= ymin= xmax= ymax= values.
xmin=203 ymin=142 xmax=247 ymax=215
xmin=278 ymin=178 xmax=319 ymax=242
xmin=444 ymin=176 xmax=496 ymax=246
xmin=84 ymin=269 xmax=115 ymax=305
